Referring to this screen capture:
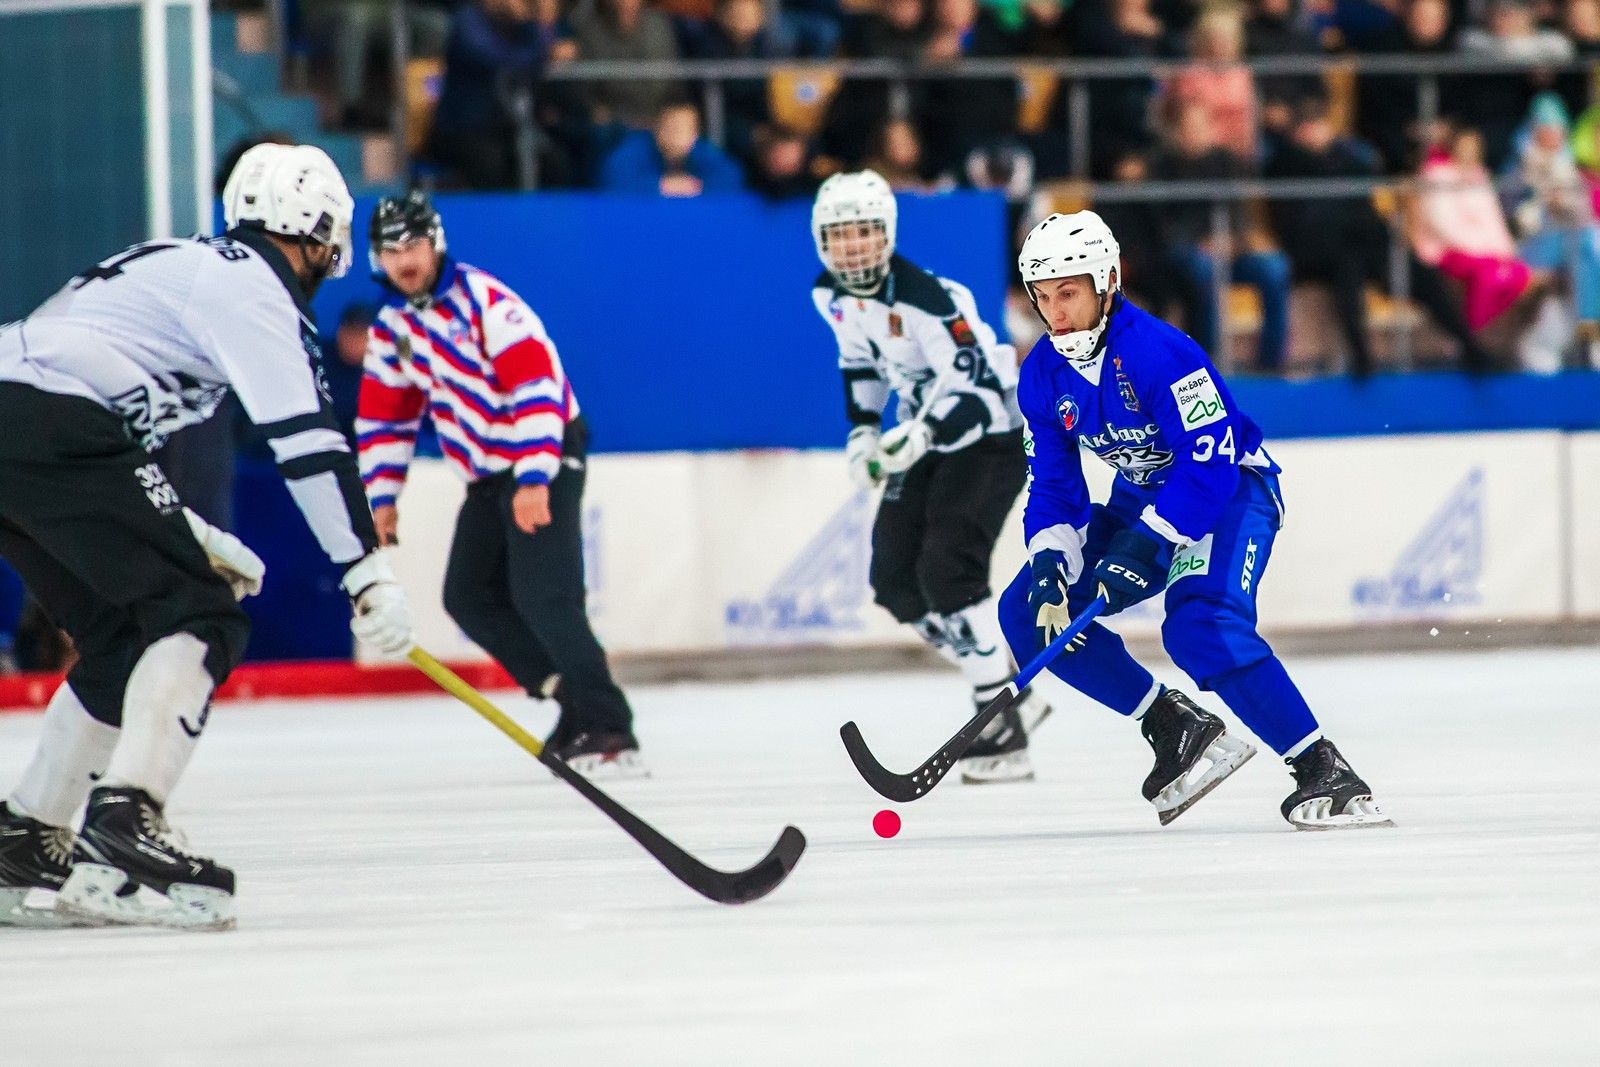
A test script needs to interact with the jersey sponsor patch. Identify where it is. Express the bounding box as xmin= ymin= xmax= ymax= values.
xmin=1056 ymin=395 xmax=1080 ymax=431
xmin=888 ymin=312 xmax=903 ymax=337
xmin=1170 ymin=368 xmax=1227 ymax=430
xmin=946 ymin=316 xmax=977 ymax=347
xmin=1023 ymin=431 xmax=1036 ymax=457
xmin=1168 ymin=534 xmax=1213 ymax=584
